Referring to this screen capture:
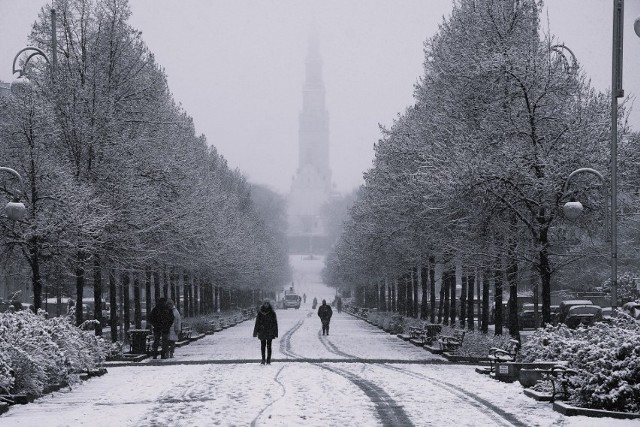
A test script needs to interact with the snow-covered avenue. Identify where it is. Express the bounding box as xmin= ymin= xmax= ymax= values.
xmin=3 ymin=307 xmax=635 ymax=426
